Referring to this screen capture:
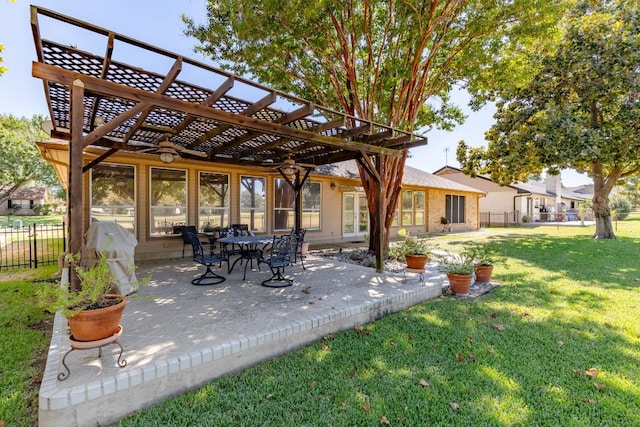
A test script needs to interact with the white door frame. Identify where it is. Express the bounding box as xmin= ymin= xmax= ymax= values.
xmin=343 ymin=192 xmax=369 ymax=238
